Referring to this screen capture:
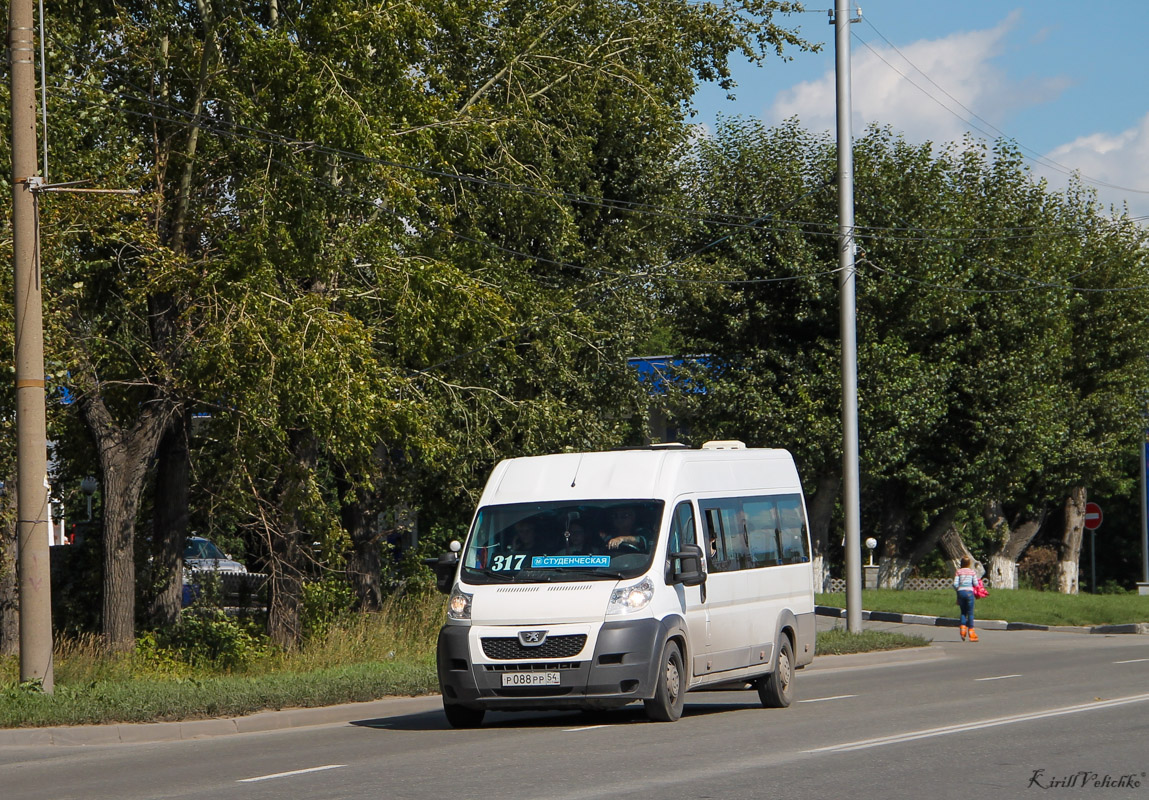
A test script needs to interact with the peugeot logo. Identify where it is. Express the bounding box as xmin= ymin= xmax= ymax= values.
xmin=519 ymin=630 xmax=548 ymax=646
